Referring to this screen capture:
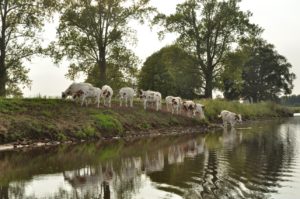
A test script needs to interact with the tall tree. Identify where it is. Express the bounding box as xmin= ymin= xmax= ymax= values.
xmin=0 ymin=0 xmax=54 ymax=96
xmin=241 ymin=39 xmax=295 ymax=102
xmin=154 ymin=0 xmax=252 ymax=98
xmin=50 ymin=0 xmax=154 ymax=86
xmin=138 ymin=45 xmax=202 ymax=98
xmin=222 ymin=37 xmax=295 ymax=102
